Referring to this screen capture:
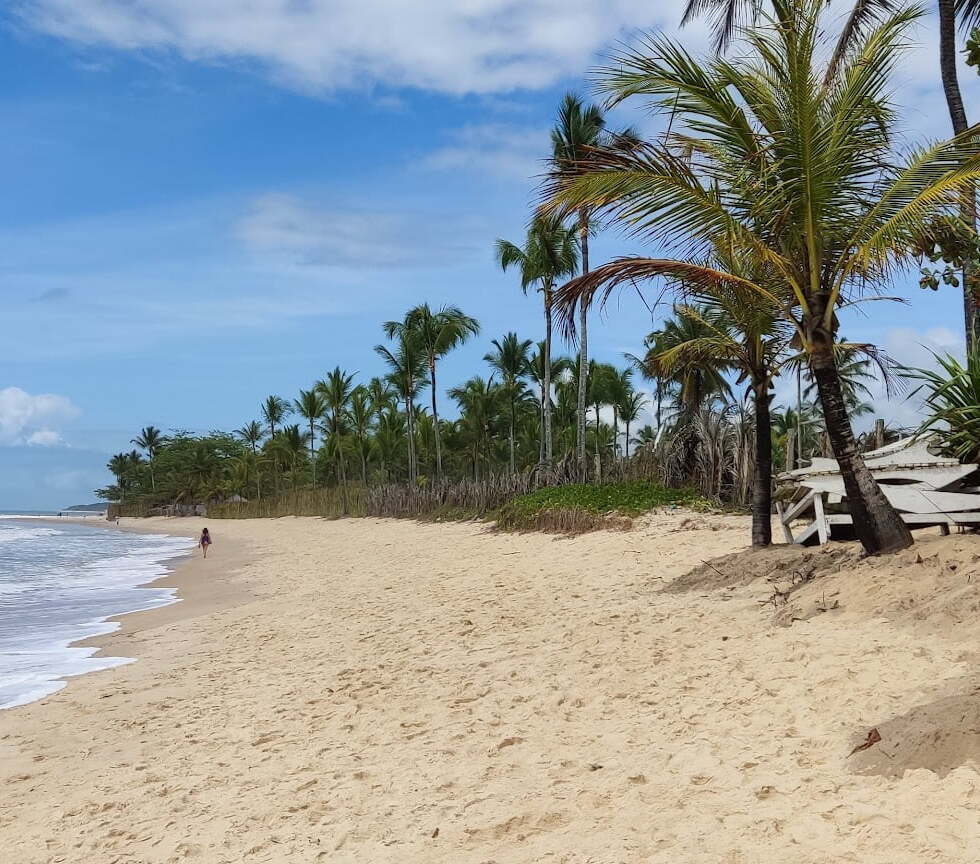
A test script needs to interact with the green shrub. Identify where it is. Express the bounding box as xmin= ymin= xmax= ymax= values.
xmin=495 ymin=482 xmax=710 ymax=534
